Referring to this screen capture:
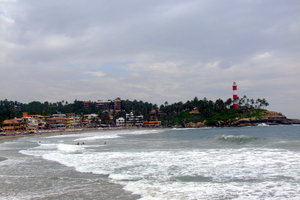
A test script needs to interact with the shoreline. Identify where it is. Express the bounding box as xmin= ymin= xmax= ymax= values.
xmin=0 ymin=126 xmax=163 ymax=143
xmin=1 ymin=122 xmax=299 ymax=142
